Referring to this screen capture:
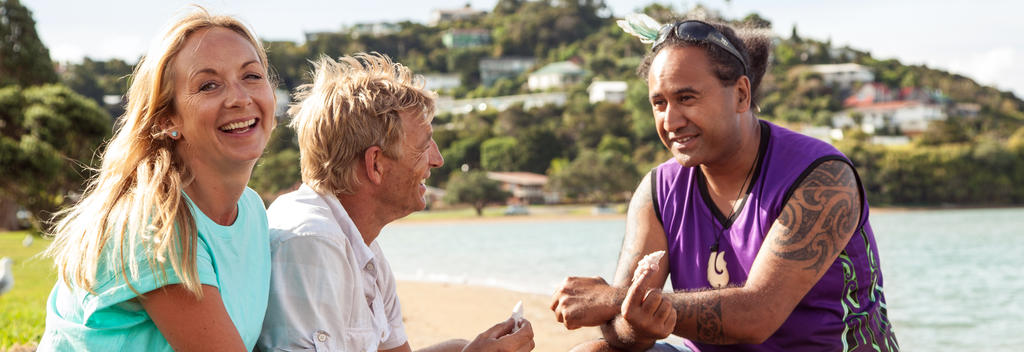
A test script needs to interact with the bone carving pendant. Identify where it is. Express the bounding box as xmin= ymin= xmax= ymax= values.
xmin=707 ymin=250 xmax=729 ymax=289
